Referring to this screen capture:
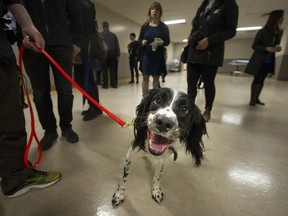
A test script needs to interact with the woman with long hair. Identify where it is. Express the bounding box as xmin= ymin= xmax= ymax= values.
xmin=138 ymin=2 xmax=170 ymax=96
xmin=245 ymin=10 xmax=284 ymax=106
